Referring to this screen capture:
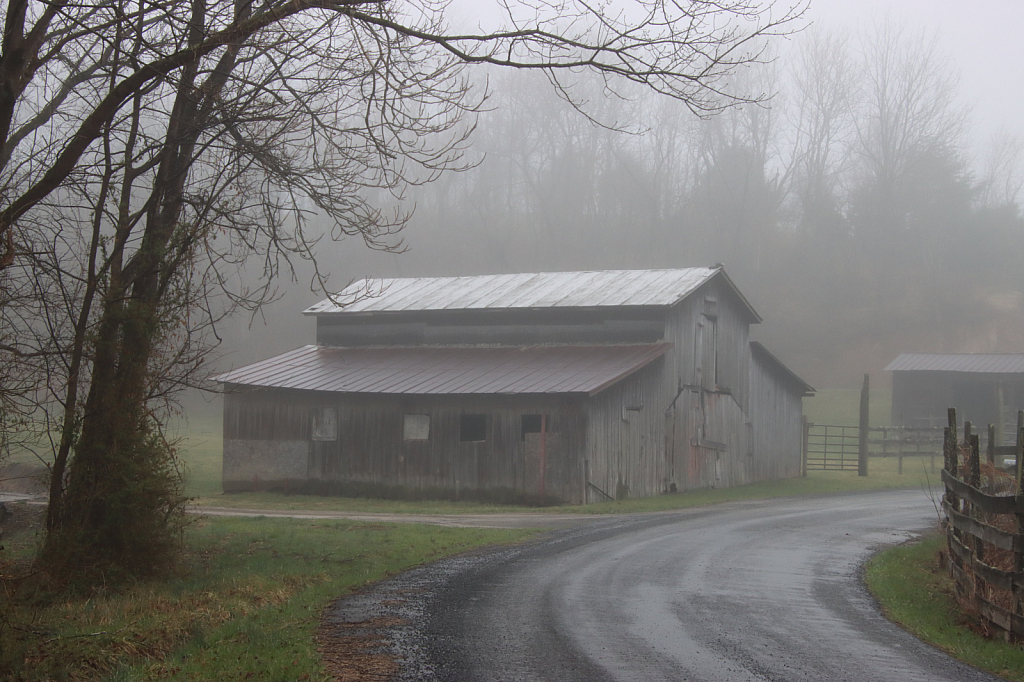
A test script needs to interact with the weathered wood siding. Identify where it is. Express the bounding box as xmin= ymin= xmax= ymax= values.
xmin=748 ymin=349 xmax=804 ymax=481
xmin=660 ymin=276 xmax=757 ymax=490
xmin=317 ymin=308 xmax=664 ymax=347
xmin=585 ymin=359 xmax=667 ymax=501
xmin=223 ymin=388 xmax=588 ymax=502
